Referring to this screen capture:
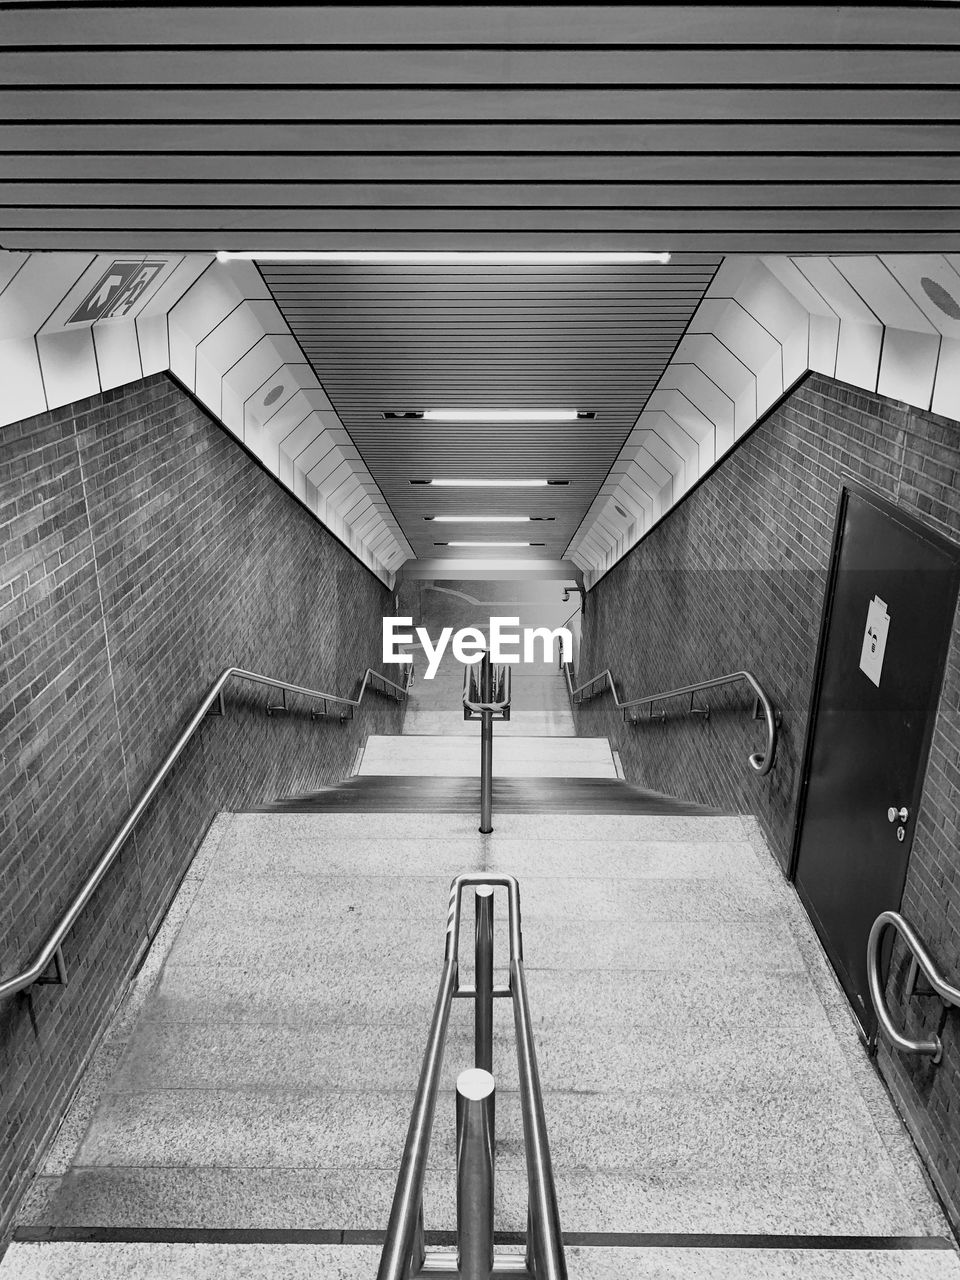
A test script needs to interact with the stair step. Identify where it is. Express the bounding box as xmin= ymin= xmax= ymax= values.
xmin=358 ymin=734 xmax=618 ymax=778
xmin=263 ymin=775 xmax=725 ymax=815
xmin=6 ymin=1239 xmax=958 ymax=1280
